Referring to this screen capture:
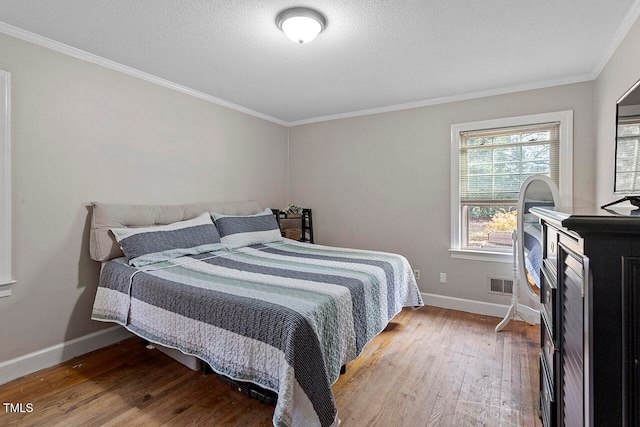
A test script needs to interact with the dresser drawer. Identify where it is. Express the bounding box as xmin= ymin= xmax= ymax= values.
xmin=540 ymin=353 xmax=557 ymax=427
xmin=541 ymin=315 xmax=556 ymax=382
xmin=540 ymin=266 xmax=557 ymax=337
xmin=545 ymin=224 xmax=559 ymax=274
